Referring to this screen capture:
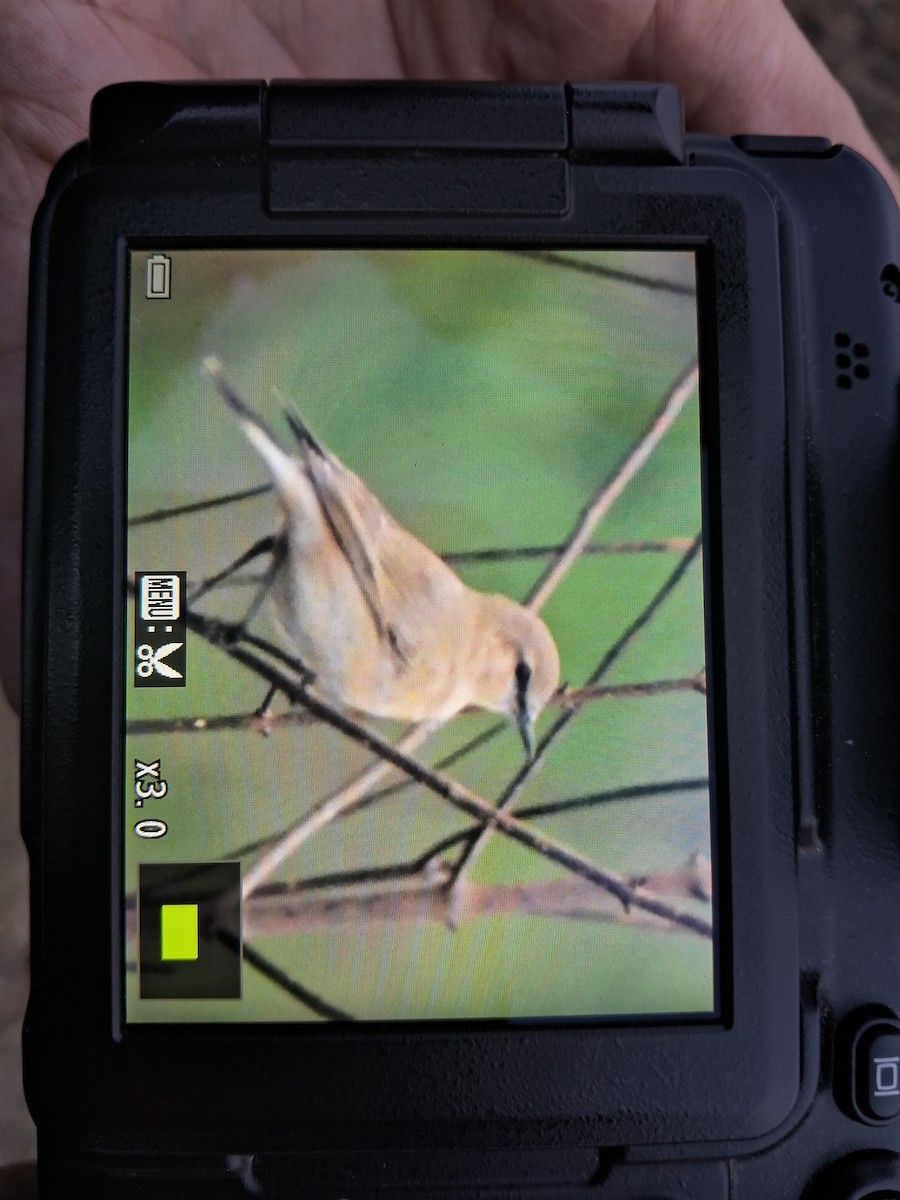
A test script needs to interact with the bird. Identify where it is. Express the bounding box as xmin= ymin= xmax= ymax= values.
xmin=203 ymin=357 xmax=561 ymax=756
